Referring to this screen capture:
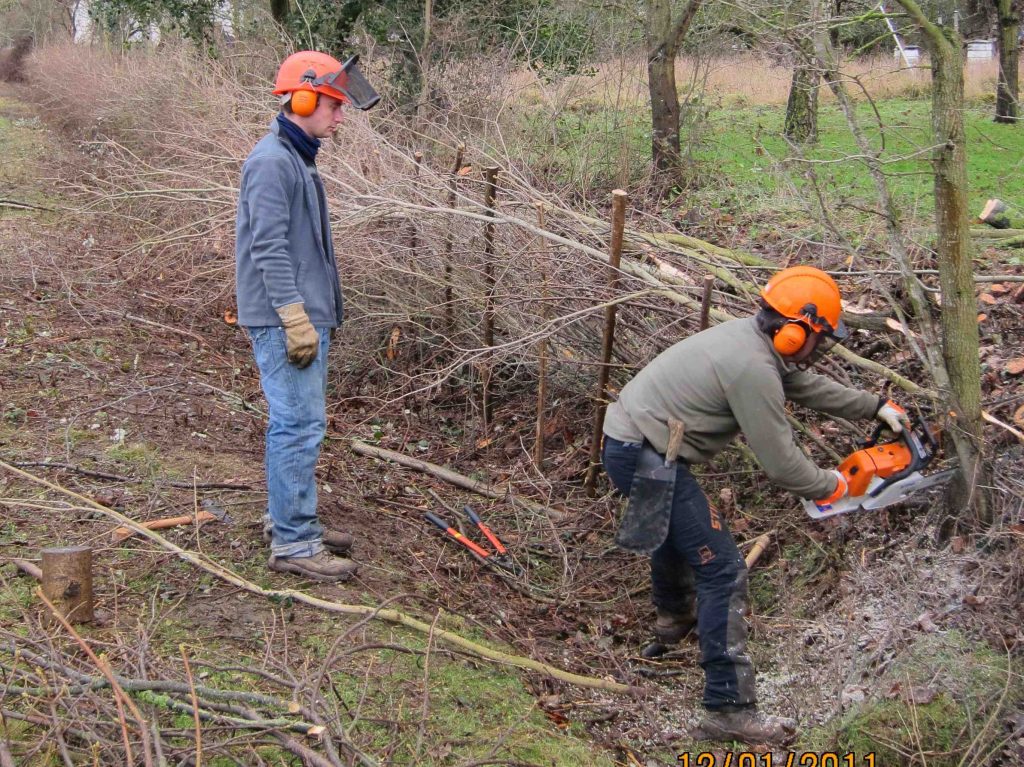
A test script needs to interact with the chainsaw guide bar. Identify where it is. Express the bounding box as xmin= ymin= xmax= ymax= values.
xmin=803 ymin=416 xmax=955 ymax=520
